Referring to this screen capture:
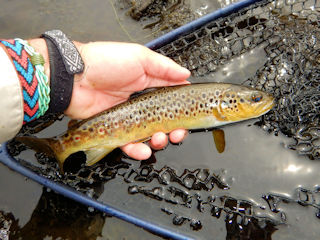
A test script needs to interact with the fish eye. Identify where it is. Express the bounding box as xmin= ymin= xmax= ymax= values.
xmin=251 ymin=94 xmax=263 ymax=102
